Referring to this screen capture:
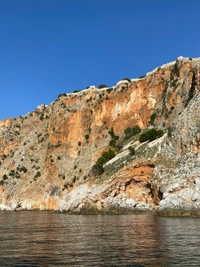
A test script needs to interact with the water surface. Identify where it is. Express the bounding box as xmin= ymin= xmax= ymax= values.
xmin=0 ymin=211 xmax=199 ymax=266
